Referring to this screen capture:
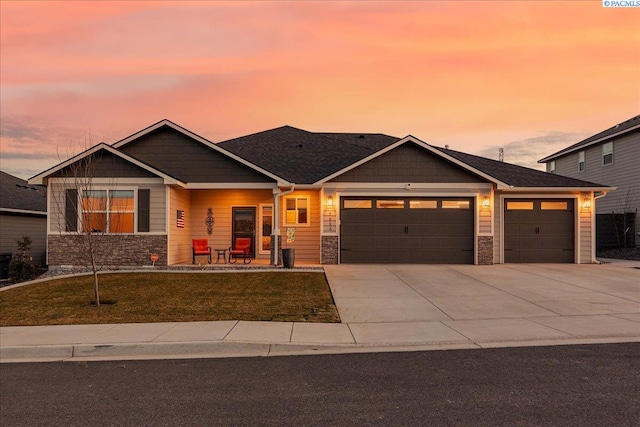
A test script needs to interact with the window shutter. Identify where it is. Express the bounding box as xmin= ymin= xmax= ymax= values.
xmin=137 ymin=189 xmax=150 ymax=232
xmin=65 ymin=189 xmax=78 ymax=232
